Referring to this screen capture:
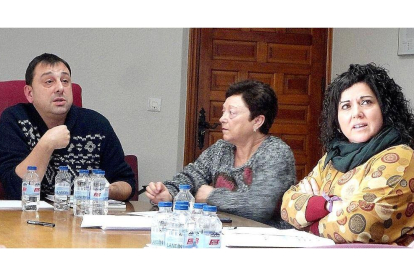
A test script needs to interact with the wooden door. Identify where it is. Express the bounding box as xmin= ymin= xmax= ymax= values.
xmin=184 ymin=28 xmax=331 ymax=181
